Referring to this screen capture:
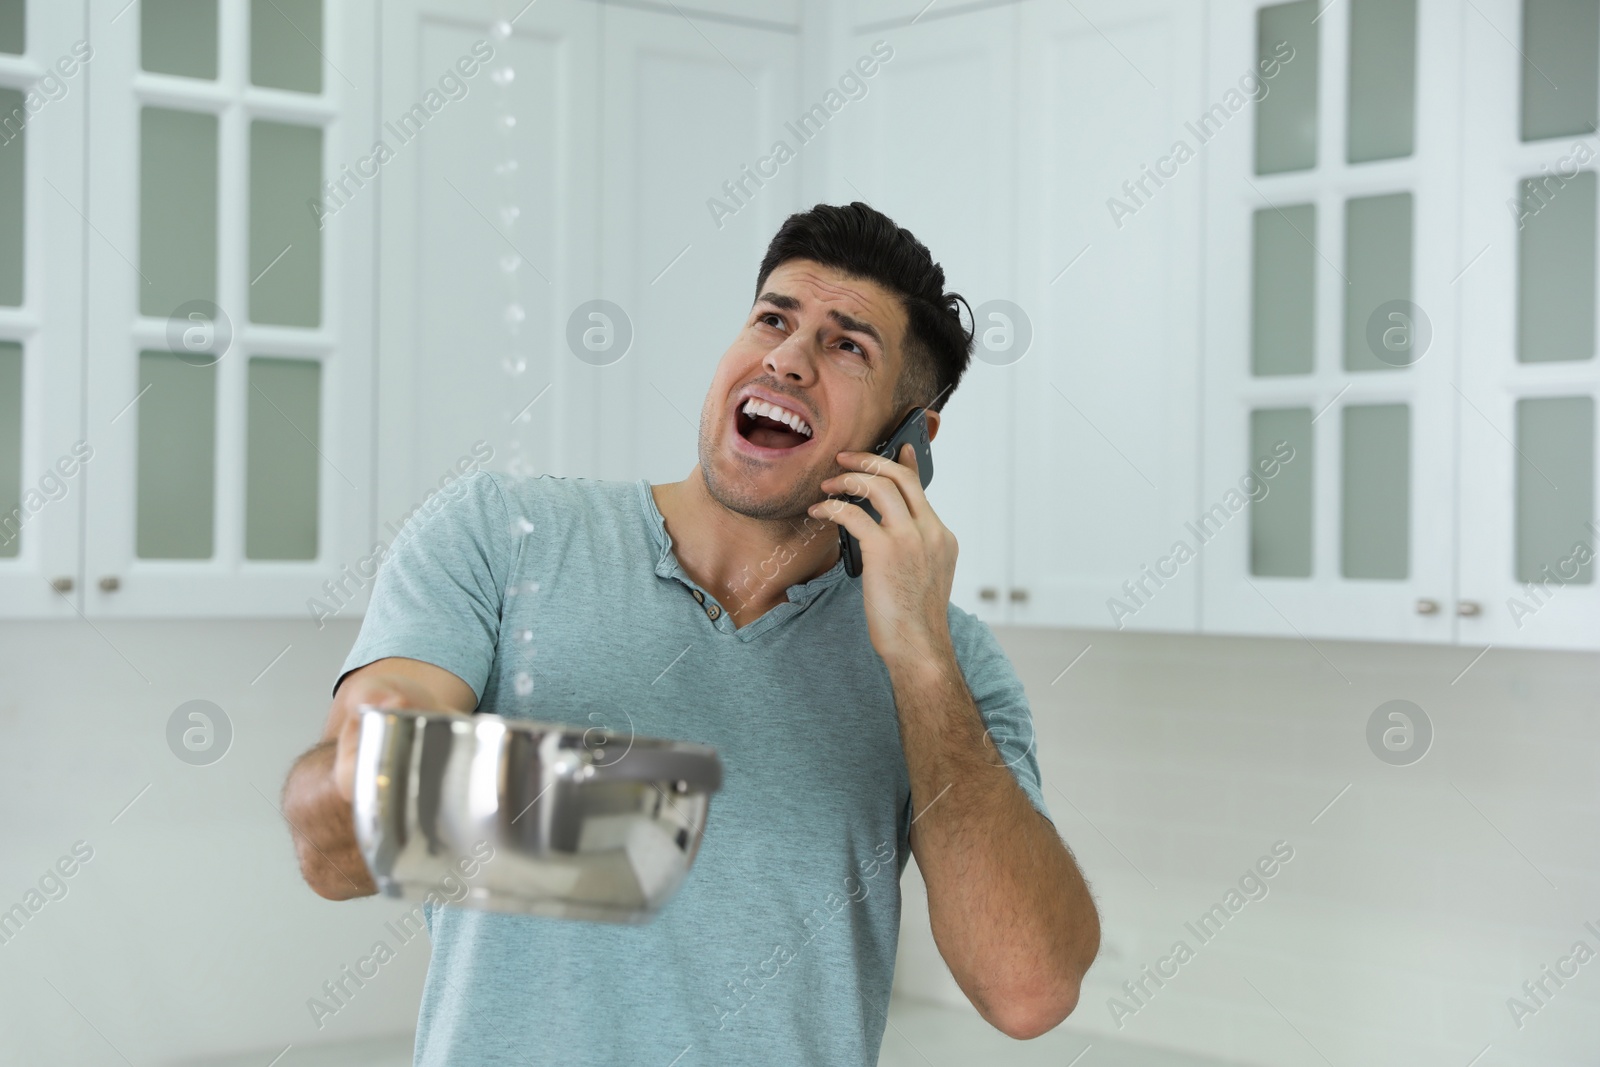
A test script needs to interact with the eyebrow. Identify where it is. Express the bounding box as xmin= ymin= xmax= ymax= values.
xmin=755 ymin=291 xmax=885 ymax=353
